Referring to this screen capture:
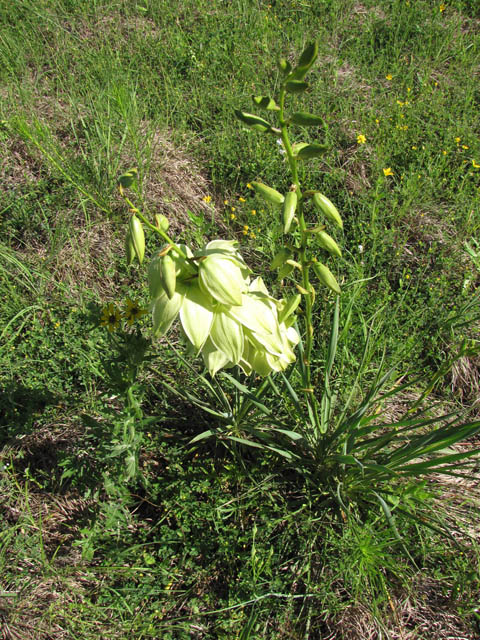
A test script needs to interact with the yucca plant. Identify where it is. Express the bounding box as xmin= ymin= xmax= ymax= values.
xmin=118 ymin=43 xmax=480 ymax=538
